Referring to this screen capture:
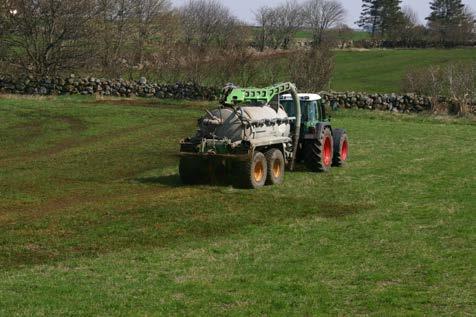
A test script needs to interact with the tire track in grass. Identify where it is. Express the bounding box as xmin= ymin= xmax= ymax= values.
xmin=0 ymin=123 xmax=157 ymax=167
